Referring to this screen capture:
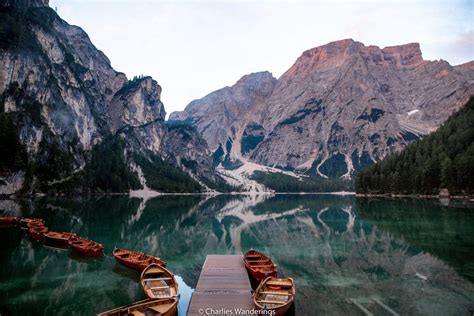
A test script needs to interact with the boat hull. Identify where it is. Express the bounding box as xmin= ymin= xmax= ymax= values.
xmin=0 ymin=217 xmax=18 ymax=227
xmin=259 ymin=303 xmax=292 ymax=316
xmin=113 ymin=249 xmax=166 ymax=271
xmin=44 ymin=232 xmax=76 ymax=248
xmin=28 ymin=226 xmax=48 ymax=240
xmin=97 ymin=298 xmax=178 ymax=316
xmin=69 ymin=239 xmax=104 ymax=257
xmin=141 ymin=263 xmax=178 ymax=300
xmin=244 ymin=249 xmax=278 ymax=283
xmin=20 ymin=218 xmax=45 ymax=229
xmin=114 ymin=255 xmax=147 ymax=271
xmin=27 ymin=221 xmax=46 ymax=229
xmin=253 ymin=277 xmax=295 ymax=316
xmin=71 ymin=246 xmax=103 ymax=257
xmin=248 ymin=268 xmax=278 ymax=282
